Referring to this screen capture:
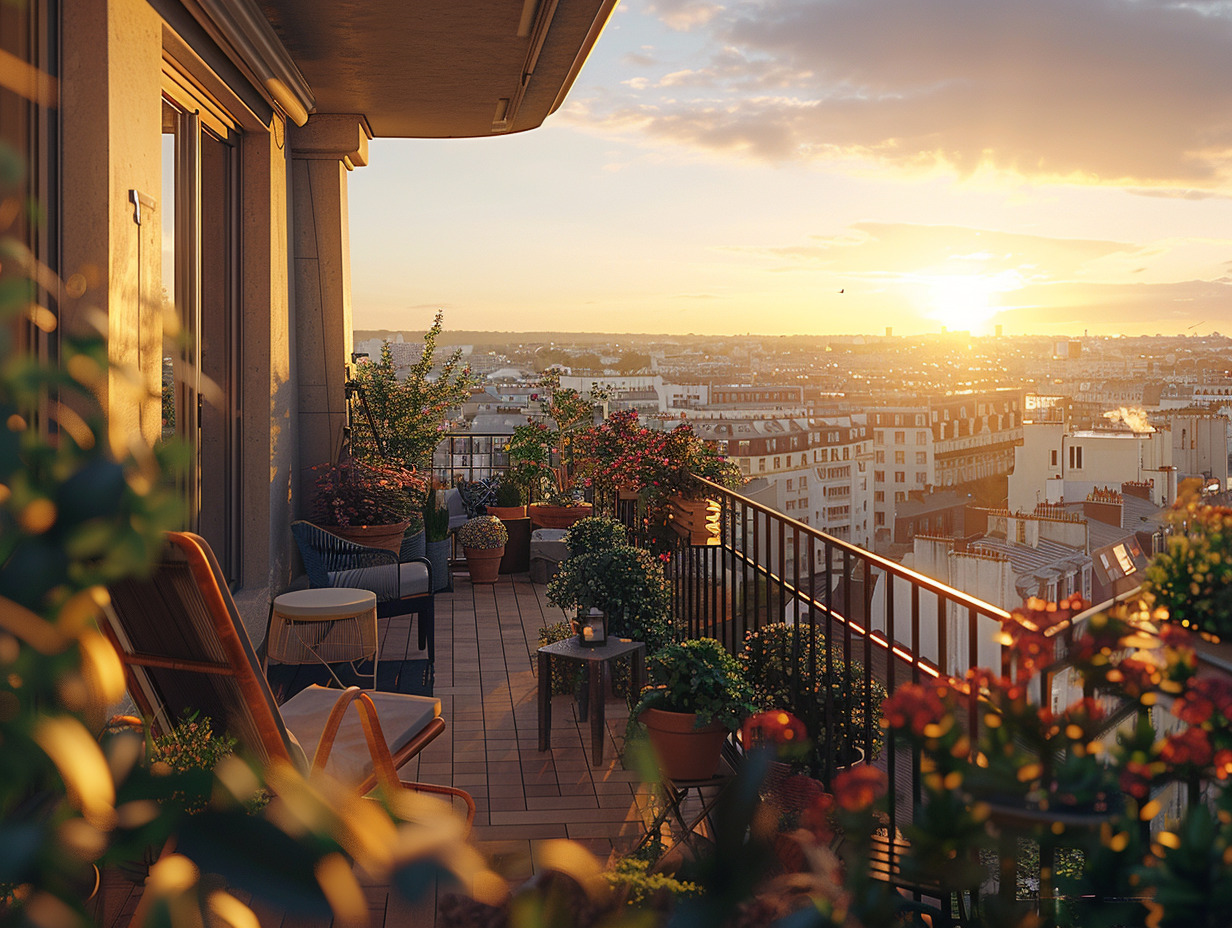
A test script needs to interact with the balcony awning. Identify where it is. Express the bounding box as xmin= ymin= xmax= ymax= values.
xmin=254 ymin=0 xmax=618 ymax=137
